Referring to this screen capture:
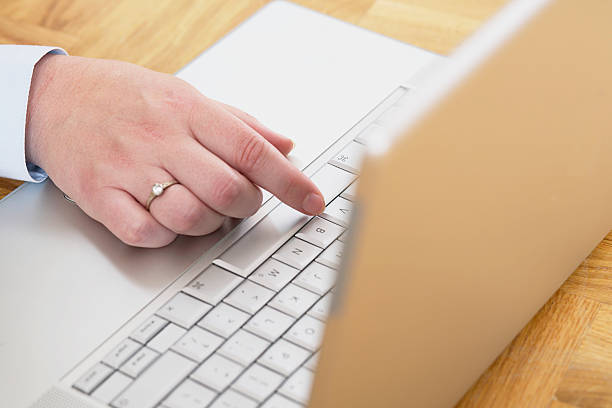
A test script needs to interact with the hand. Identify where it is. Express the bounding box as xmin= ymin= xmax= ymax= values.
xmin=25 ymin=54 xmax=325 ymax=247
